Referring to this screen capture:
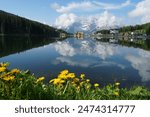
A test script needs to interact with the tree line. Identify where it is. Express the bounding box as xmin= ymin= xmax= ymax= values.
xmin=0 ymin=10 xmax=66 ymax=37
xmin=119 ymin=23 xmax=150 ymax=34
xmin=96 ymin=22 xmax=150 ymax=35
